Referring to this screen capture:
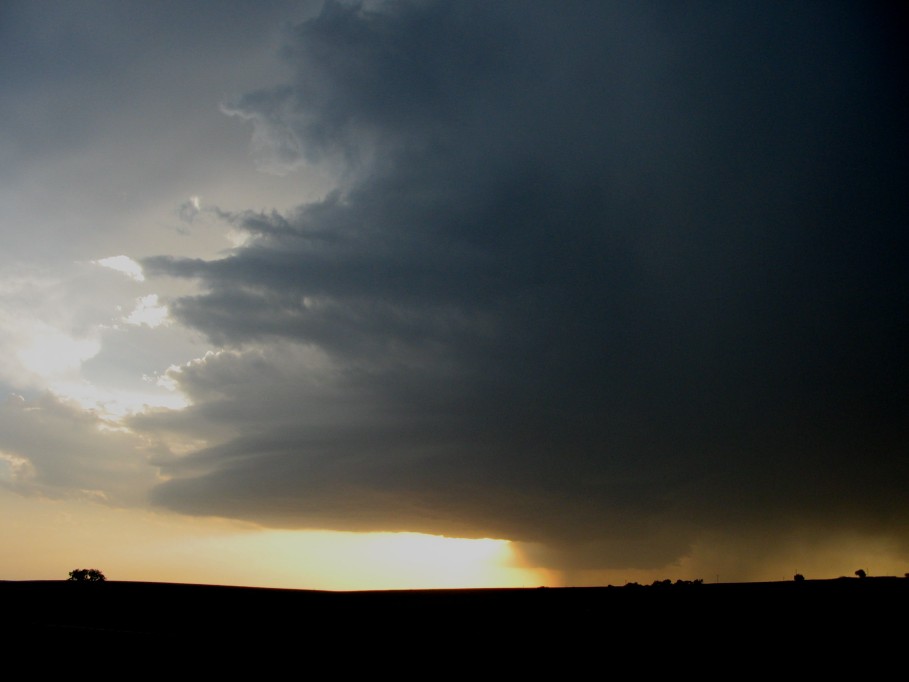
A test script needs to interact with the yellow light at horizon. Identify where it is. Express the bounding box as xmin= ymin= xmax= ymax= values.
xmin=0 ymin=489 xmax=552 ymax=591
xmin=184 ymin=529 xmax=552 ymax=591
xmin=5 ymin=490 xmax=908 ymax=590
xmin=337 ymin=532 xmax=532 ymax=589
